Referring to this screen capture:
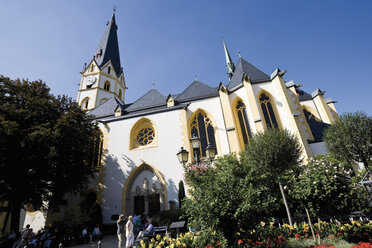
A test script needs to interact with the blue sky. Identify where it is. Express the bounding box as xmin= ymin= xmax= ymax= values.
xmin=1 ymin=0 xmax=371 ymax=115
